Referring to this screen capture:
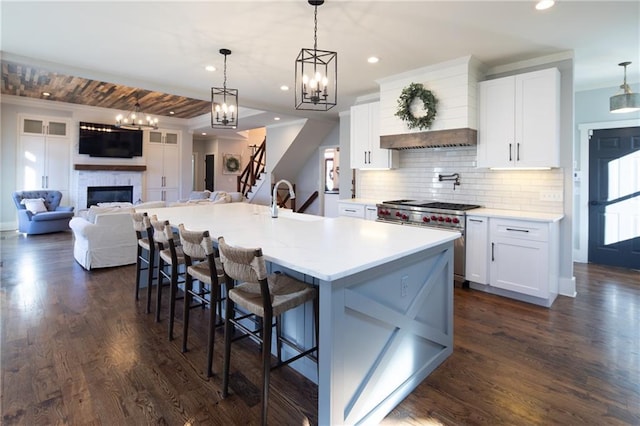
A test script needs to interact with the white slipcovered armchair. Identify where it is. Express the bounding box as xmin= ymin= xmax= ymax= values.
xmin=69 ymin=201 xmax=165 ymax=270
